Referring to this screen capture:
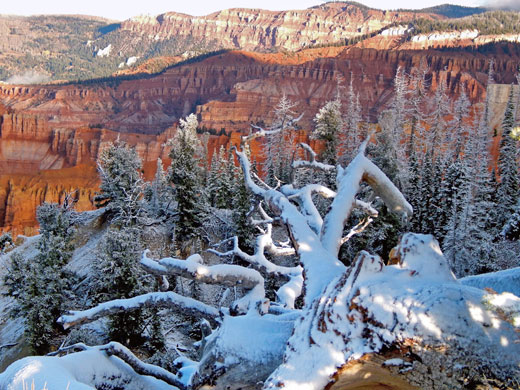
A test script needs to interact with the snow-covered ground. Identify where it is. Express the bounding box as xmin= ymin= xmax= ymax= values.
xmin=461 ymin=267 xmax=520 ymax=297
